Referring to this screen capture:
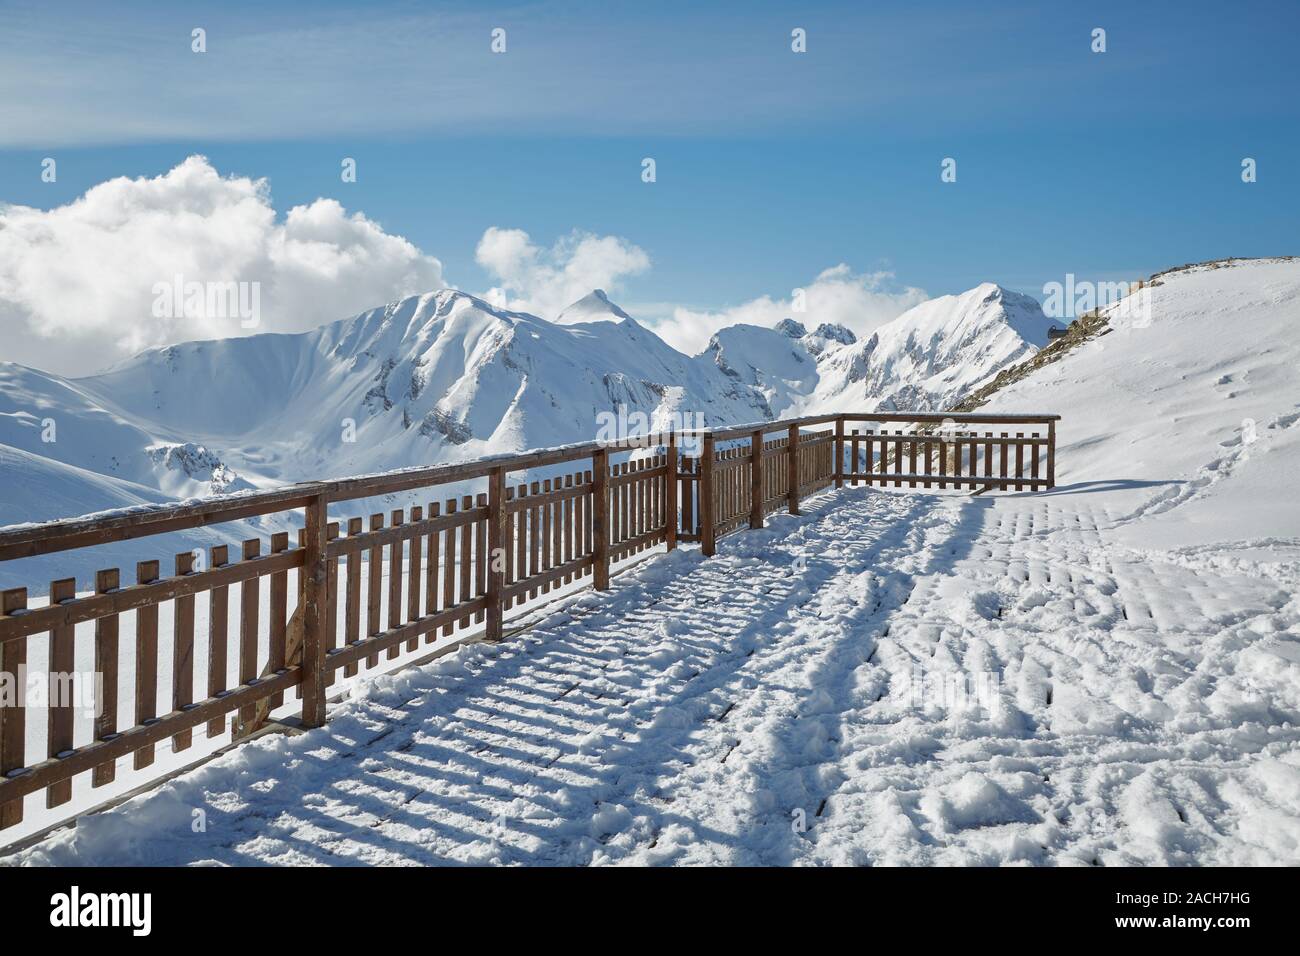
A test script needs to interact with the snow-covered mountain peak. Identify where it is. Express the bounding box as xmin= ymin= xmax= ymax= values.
xmin=556 ymin=288 xmax=636 ymax=324
xmin=800 ymin=283 xmax=1051 ymax=415
xmin=774 ymin=318 xmax=807 ymax=338
xmin=811 ymin=323 xmax=856 ymax=345
xmin=800 ymin=322 xmax=857 ymax=357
